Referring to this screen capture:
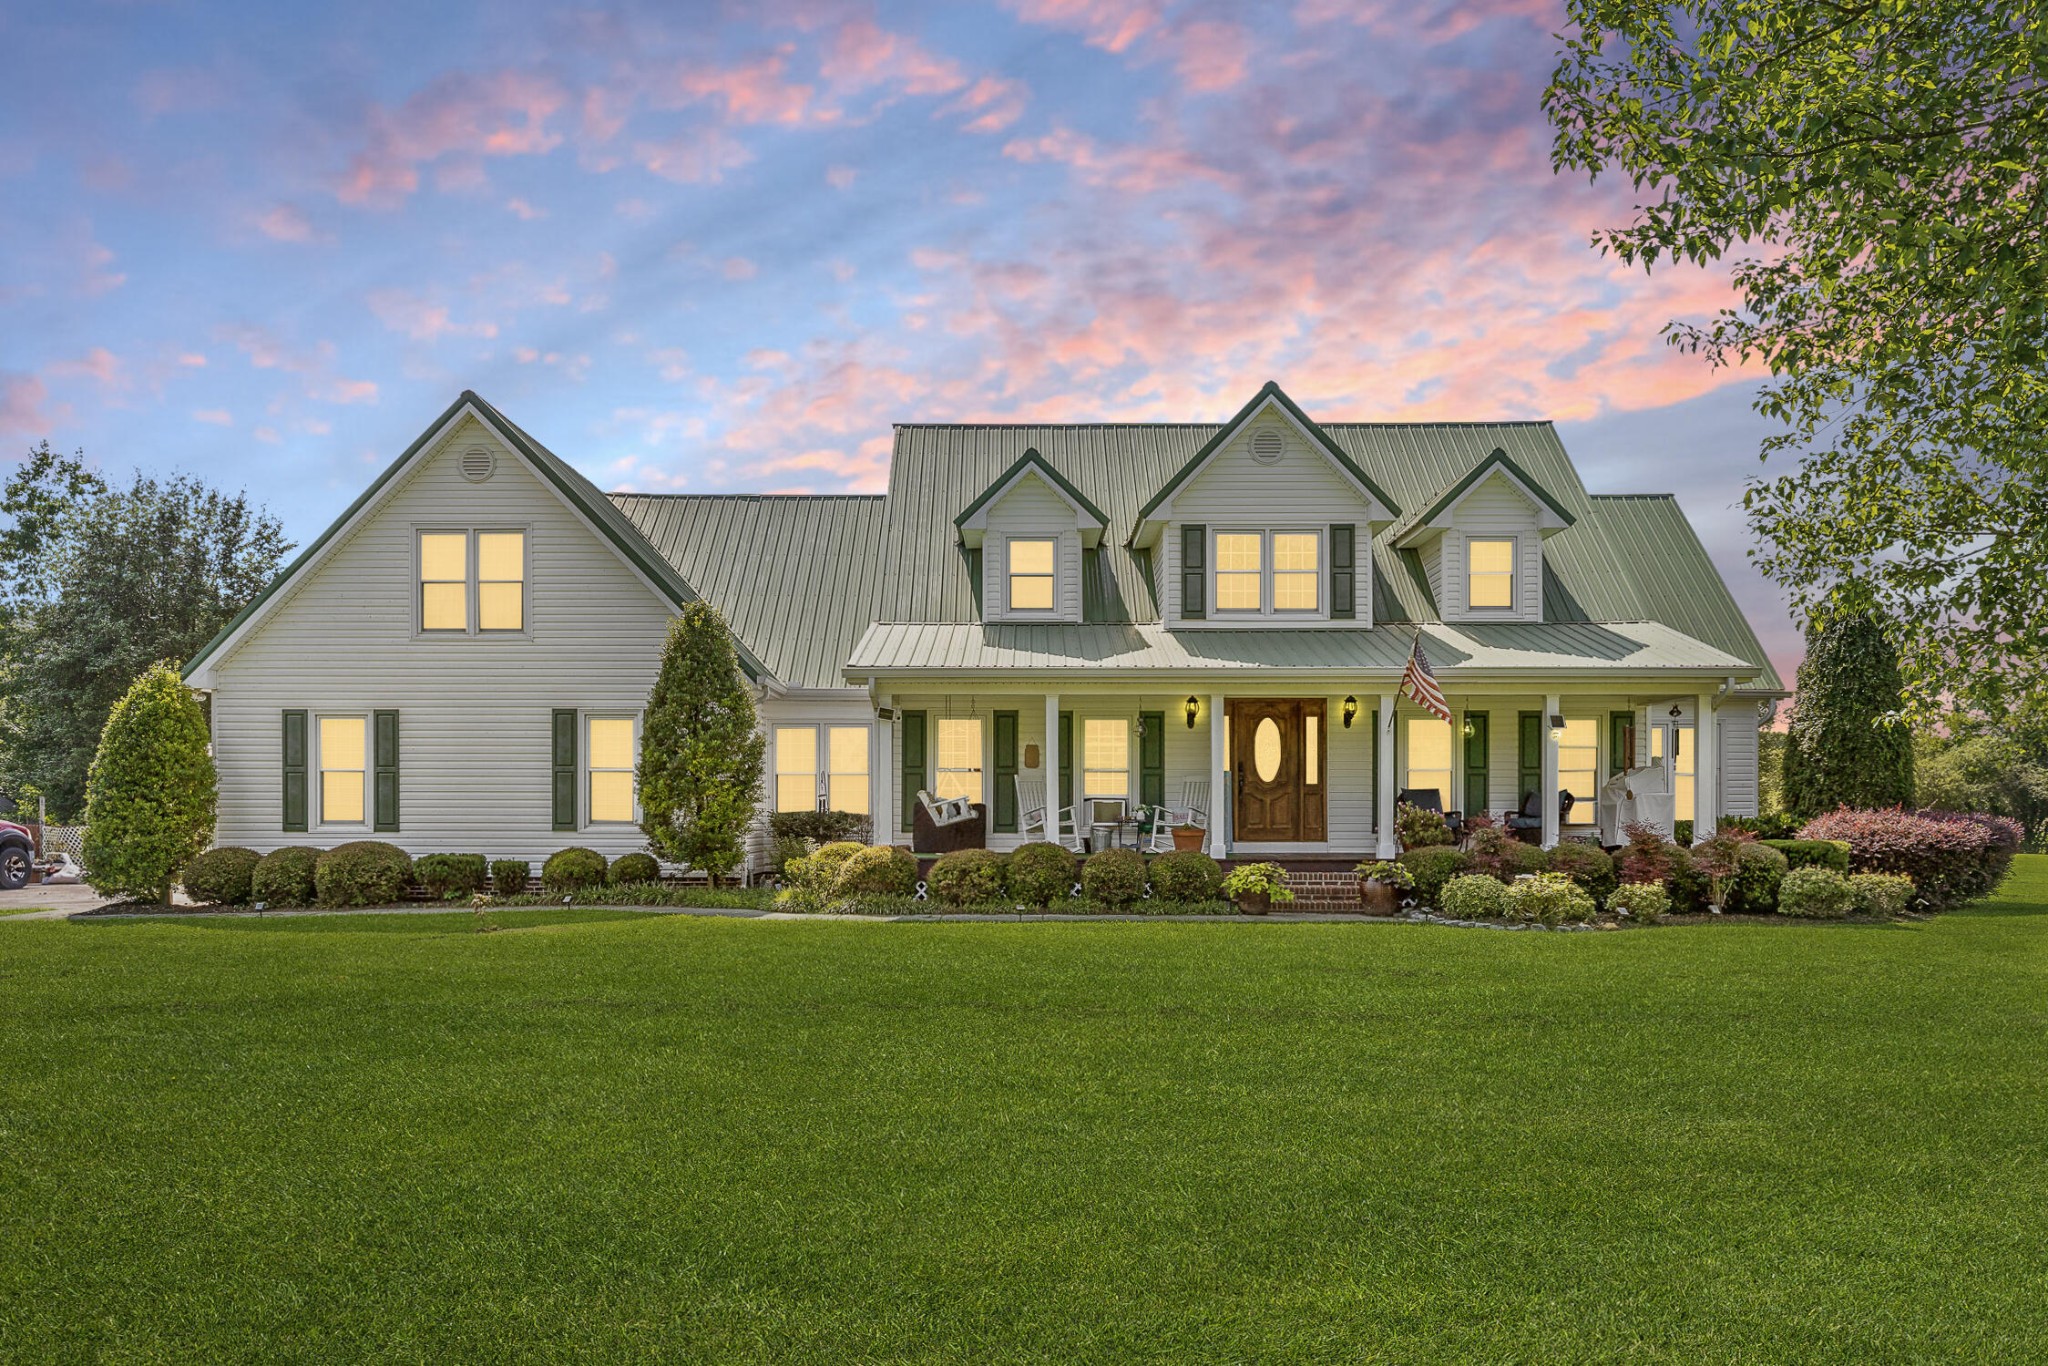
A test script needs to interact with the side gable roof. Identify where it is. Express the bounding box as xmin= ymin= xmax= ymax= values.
xmin=1391 ymin=447 xmax=1577 ymax=546
xmin=1130 ymin=381 xmax=1402 ymax=542
xmin=953 ymin=448 xmax=1110 ymax=547
xmin=183 ymin=390 xmax=768 ymax=685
